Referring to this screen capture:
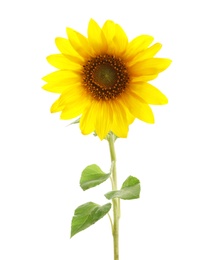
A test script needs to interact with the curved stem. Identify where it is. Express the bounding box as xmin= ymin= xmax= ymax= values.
xmin=108 ymin=132 xmax=120 ymax=260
